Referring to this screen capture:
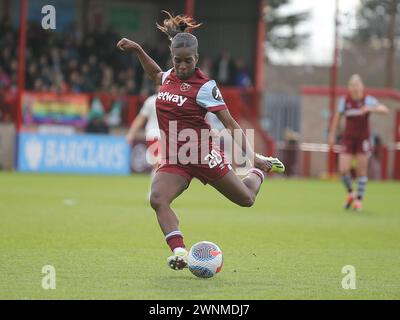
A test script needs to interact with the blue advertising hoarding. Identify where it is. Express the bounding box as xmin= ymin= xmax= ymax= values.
xmin=17 ymin=133 xmax=130 ymax=175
